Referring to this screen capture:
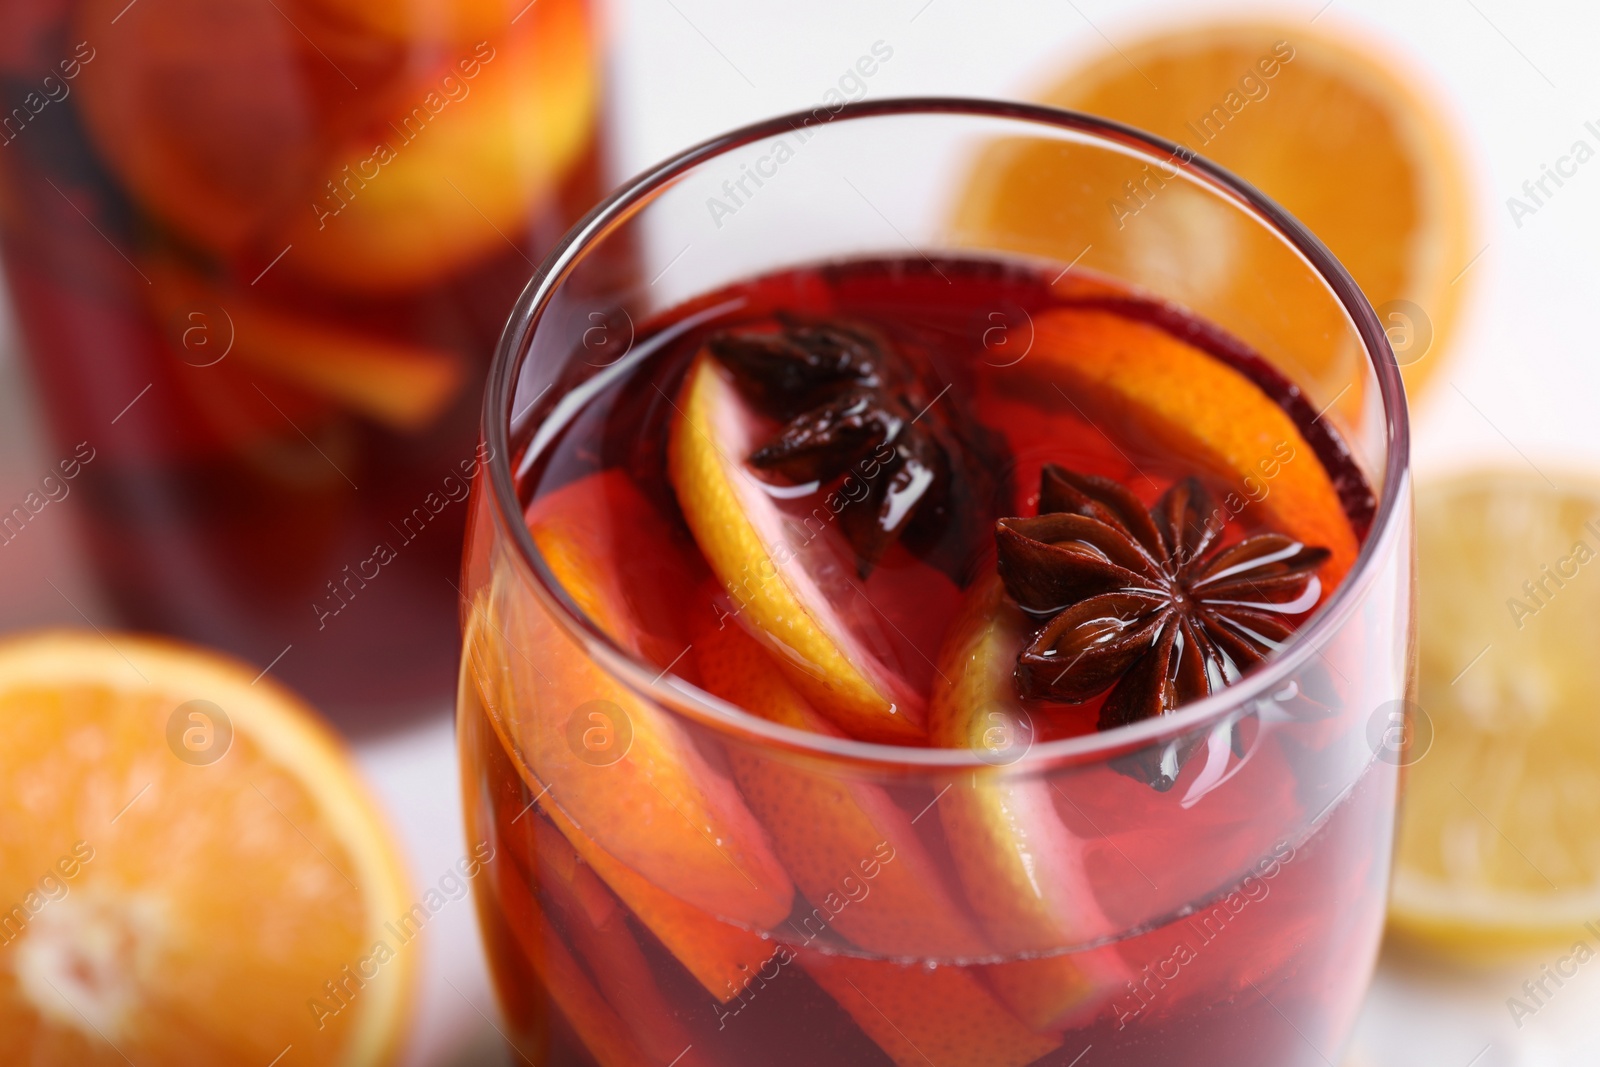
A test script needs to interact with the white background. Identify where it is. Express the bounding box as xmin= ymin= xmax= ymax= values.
xmin=3 ymin=0 xmax=1598 ymax=1063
